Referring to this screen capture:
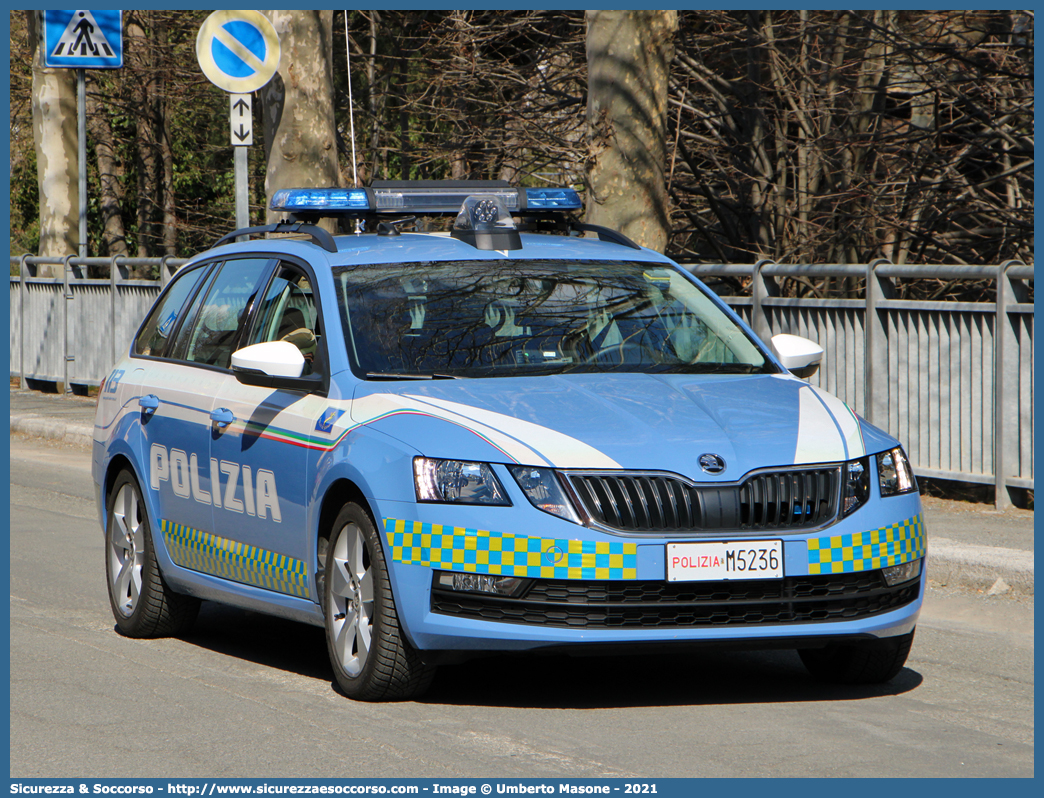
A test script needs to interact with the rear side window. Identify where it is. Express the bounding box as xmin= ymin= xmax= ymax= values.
xmin=134 ymin=266 xmax=208 ymax=358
